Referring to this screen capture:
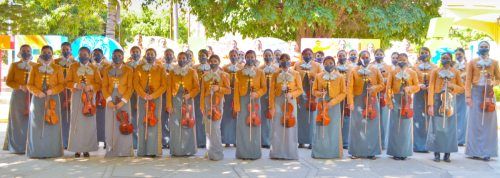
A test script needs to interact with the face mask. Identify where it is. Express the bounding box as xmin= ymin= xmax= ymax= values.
xmin=315 ymin=57 xmax=323 ymax=63
xmin=21 ymin=53 xmax=32 ymax=60
xmin=210 ymin=64 xmax=219 ymax=69
xmin=324 ymin=65 xmax=335 ymax=72
xmin=340 ymin=46 xmax=346 ymax=50
xmin=338 ymin=57 xmax=347 ymax=64
xmin=257 ymin=46 xmax=262 ymax=50
xmin=477 ymin=48 xmax=490 ymax=56
xmin=293 ymin=46 xmax=298 ymax=51
xmin=232 ymin=45 xmax=237 ymax=49
xmin=131 ymin=54 xmax=141 ymax=61
xmin=303 ymin=56 xmax=312 ymax=63
xmin=264 ymin=57 xmax=273 ymax=63
xmin=112 ymin=57 xmax=123 ymax=64
xmin=62 ymin=52 xmax=71 ymax=58
xmin=349 ymin=56 xmax=357 ymax=62
xmin=184 ymin=48 xmax=190 ymax=52
xmin=362 ymin=59 xmax=370 ymax=67
xmin=375 ymin=56 xmax=384 ymax=62
xmin=398 ymin=62 xmax=407 ymax=68
xmin=441 ymin=60 xmax=451 ymax=66
xmin=79 ymin=57 xmax=89 ymax=64
xmin=418 ymin=54 xmax=429 ymax=61
xmin=392 ymin=59 xmax=398 ymax=66
xmin=456 ymin=56 xmax=463 ymax=60
xmin=230 ymin=57 xmax=238 ymax=63
xmin=239 ymin=56 xmax=244 ymax=60
xmin=179 ymin=60 xmax=188 ymax=67
xmin=146 ymin=56 xmax=156 ymax=63
xmin=276 ymin=56 xmax=280 ymax=61
xmin=93 ymin=55 xmax=103 ymax=63
xmin=280 ymin=61 xmax=291 ymax=68
xmin=199 ymin=57 xmax=207 ymax=63
xmin=246 ymin=59 xmax=255 ymax=66
xmin=165 ymin=57 xmax=174 ymax=63
xmin=40 ymin=54 xmax=52 ymax=61
xmin=188 ymin=56 xmax=193 ymax=61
